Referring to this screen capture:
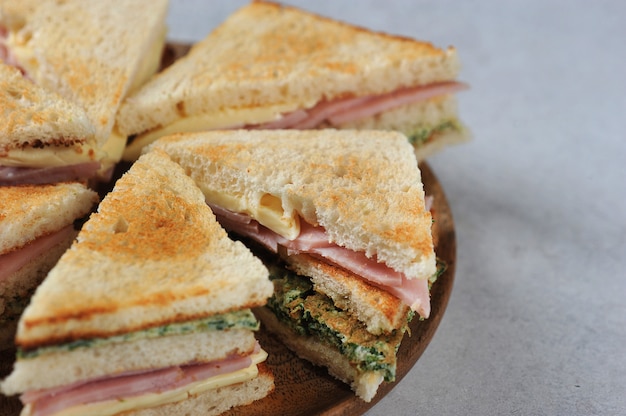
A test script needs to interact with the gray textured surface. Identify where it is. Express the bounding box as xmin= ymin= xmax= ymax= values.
xmin=166 ymin=1 xmax=626 ymax=415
